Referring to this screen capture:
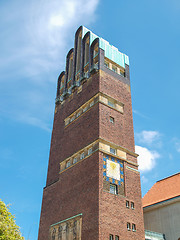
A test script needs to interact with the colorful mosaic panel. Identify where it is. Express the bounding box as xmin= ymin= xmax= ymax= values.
xmin=103 ymin=154 xmax=124 ymax=185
